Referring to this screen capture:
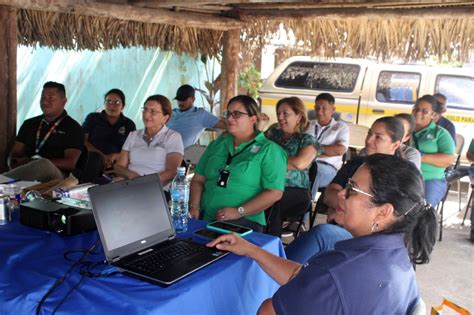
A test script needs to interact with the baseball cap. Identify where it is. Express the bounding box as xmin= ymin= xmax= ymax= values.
xmin=174 ymin=84 xmax=195 ymax=101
